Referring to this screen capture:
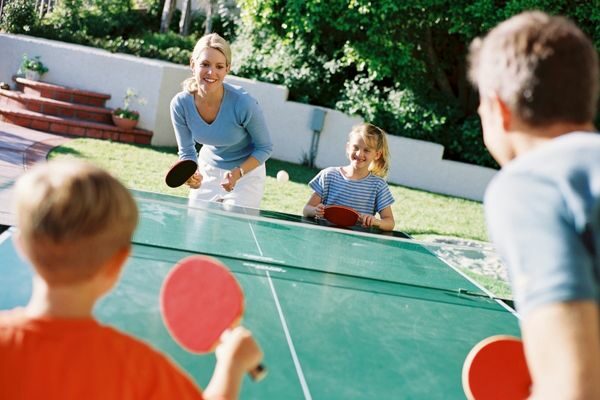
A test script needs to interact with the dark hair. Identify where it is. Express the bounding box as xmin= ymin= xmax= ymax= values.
xmin=469 ymin=11 xmax=599 ymax=126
